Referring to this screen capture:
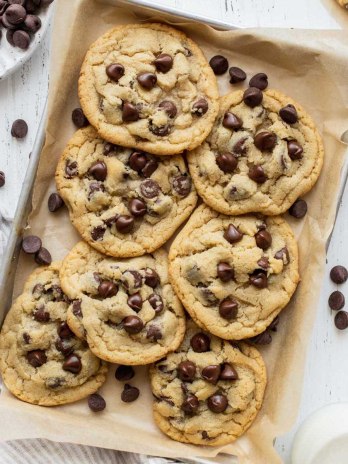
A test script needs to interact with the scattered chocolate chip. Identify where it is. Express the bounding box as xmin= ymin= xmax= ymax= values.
xmin=335 ymin=311 xmax=348 ymax=330
xmin=116 ymin=215 xmax=134 ymax=234
xmin=222 ymin=112 xmax=242 ymax=130
xmin=330 ymin=265 xmax=348 ymax=284
xmin=121 ymin=384 xmax=140 ymax=402
xmin=280 ymin=104 xmax=298 ymax=124
xmin=23 ymin=14 xmax=41 ymax=32
xmin=288 ymin=199 xmax=307 ymax=218
xmin=0 ymin=171 xmax=5 ymax=188
xmin=243 ymin=87 xmax=263 ymax=108
xmin=140 ymin=179 xmax=160 ymax=199
xmin=248 ymin=165 xmax=267 ymax=184
xmin=58 ymin=322 xmax=74 ymax=340
xmin=158 ymin=100 xmax=177 ymax=118
xmin=177 ymin=361 xmax=196 ymax=382
xmin=88 ymin=393 xmax=106 ymax=412
xmin=115 ymin=365 xmax=134 ymax=381
xmin=148 ymin=294 xmax=164 ymax=314
xmin=254 ymin=131 xmax=277 ymax=151
xmin=224 ymin=224 xmax=243 ymax=244
xmin=190 ymin=333 xmax=210 ymax=352
xmin=220 ymin=363 xmax=238 ymax=380
xmin=48 ymin=193 xmax=64 ymax=212
xmin=209 ymin=55 xmax=228 ymax=75
xmin=122 ymin=102 xmax=139 ymax=122
xmin=146 ymin=325 xmax=162 ymax=341
xmin=33 ymin=307 xmax=50 ymax=322
xmin=34 ymin=247 xmax=52 ymax=265
xmin=106 ymin=63 xmax=125 ymax=82
xmin=98 ymin=280 xmax=118 ymax=298
xmin=287 ymin=140 xmax=303 ymax=160
xmin=142 ymin=158 xmax=158 ymax=177
xmin=191 ymin=98 xmax=208 ymax=117
xmin=255 ymin=230 xmax=272 ymax=250
xmin=202 ymin=365 xmax=221 ymax=385
xmin=5 ymin=4 xmax=26 ymax=24
xmin=216 ymin=153 xmax=237 ymax=173
xmin=27 ymin=350 xmax=47 ymax=367
xmin=88 ymin=161 xmax=107 ymax=181
xmin=249 ymin=330 xmax=272 ymax=345
xmin=257 ymin=257 xmax=270 ymax=270
xmin=207 ymin=393 xmax=228 ymax=413
xmin=137 ymin=72 xmax=157 ymax=90
xmin=229 ymin=66 xmax=246 ymax=84
xmin=72 ymin=300 xmax=82 ymax=317
xmin=182 ymin=393 xmax=199 ymax=414
xmin=22 ymin=235 xmax=42 ymax=254
xmin=172 ymin=175 xmax=192 ymax=197
xmin=91 ymin=226 xmax=105 ymax=241
xmin=13 ymin=29 xmax=30 ymax=49
xmin=72 ymin=108 xmax=88 ymax=128
xmin=154 ymin=53 xmax=173 ymax=73
xmin=144 ymin=268 xmax=160 ymax=288
xmin=329 ymin=291 xmax=345 ymax=311
xmin=65 ymin=161 xmax=78 ymax=178
xmin=275 ymin=247 xmax=290 ymax=264
xmin=249 ymin=73 xmax=268 ymax=90
xmin=11 ymin=119 xmax=28 ymax=138
xmin=63 ymin=354 xmax=82 ymax=374
xmin=249 ymin=270 xmax=268 ymax=288
xmin=219 ymin=297 xmax=238 ymax=320
xmin=128 ymin=198 xmax=147 ymax=217
xmin=122 ymin=315 xmax=144 ymax=334
xmin=127 ymin=293 xmax=142 ymax=312
xmin=217 ymin=262 xmax=234 ymax=282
